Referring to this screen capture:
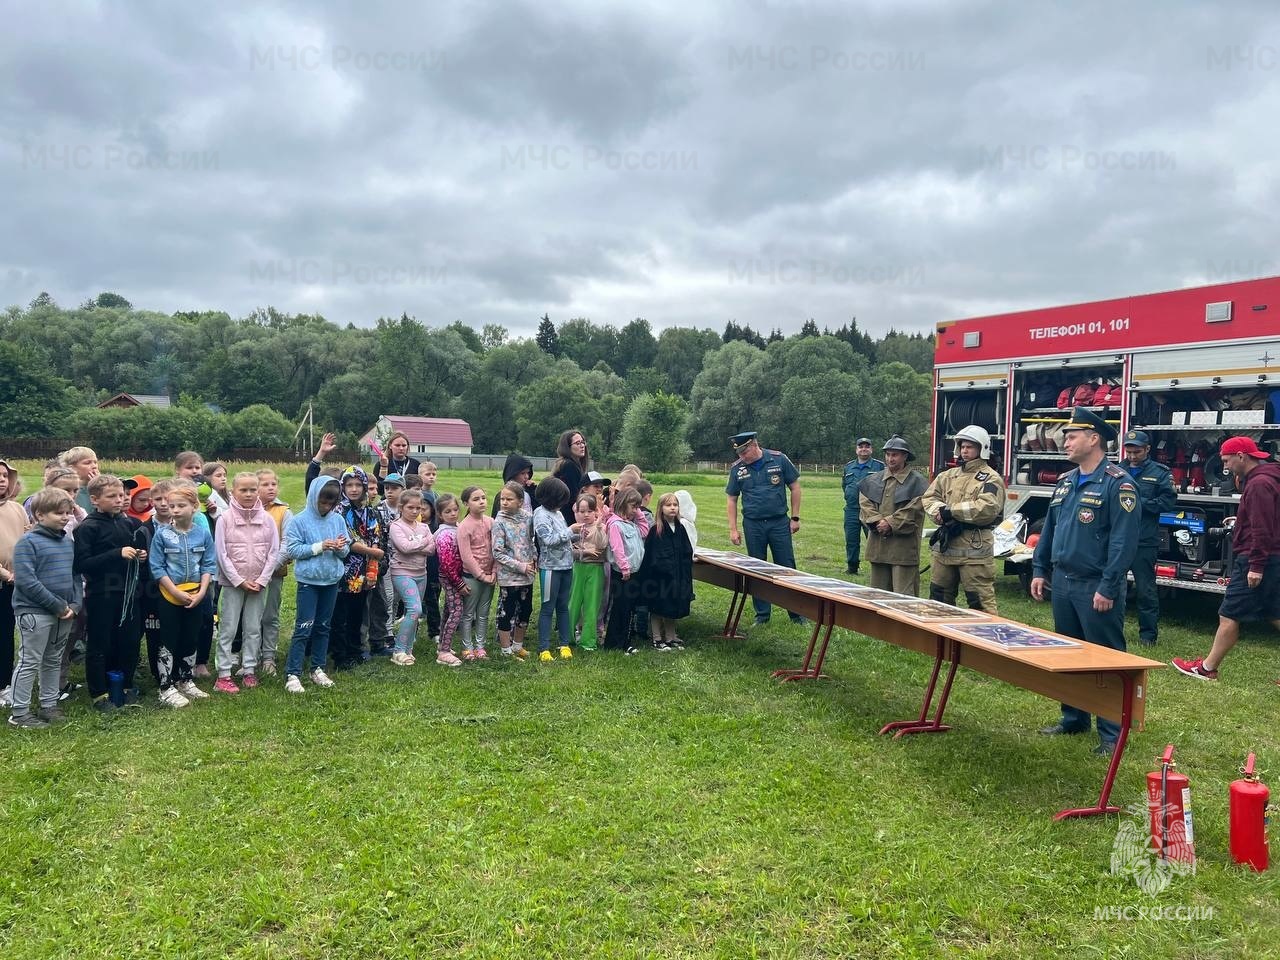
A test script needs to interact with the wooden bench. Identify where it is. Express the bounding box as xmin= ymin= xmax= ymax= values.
xmin=693 ymin=550 xmax=1164 ymax=821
